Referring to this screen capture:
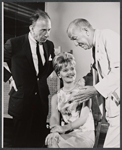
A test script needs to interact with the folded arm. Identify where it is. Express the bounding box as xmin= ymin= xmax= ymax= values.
xmin=51 ymin=99 xmax=92 ymax=133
